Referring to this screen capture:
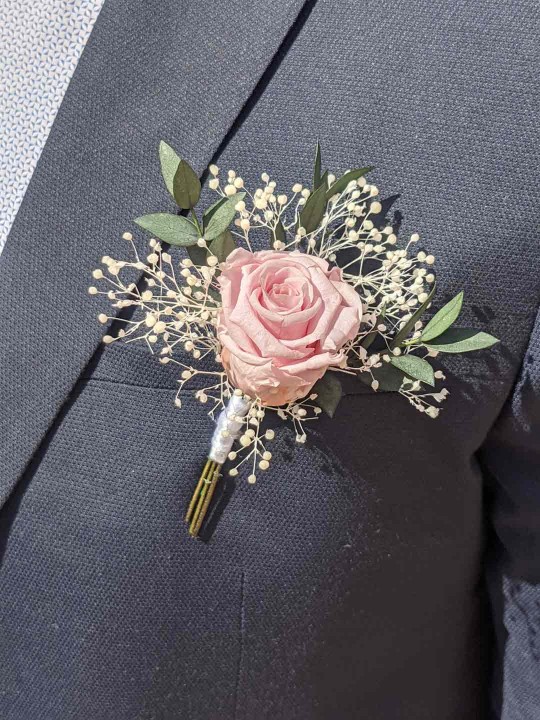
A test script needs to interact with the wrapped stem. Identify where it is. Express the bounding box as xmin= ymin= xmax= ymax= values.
xmin=185 ymin=393 xmax=252 ymax=537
